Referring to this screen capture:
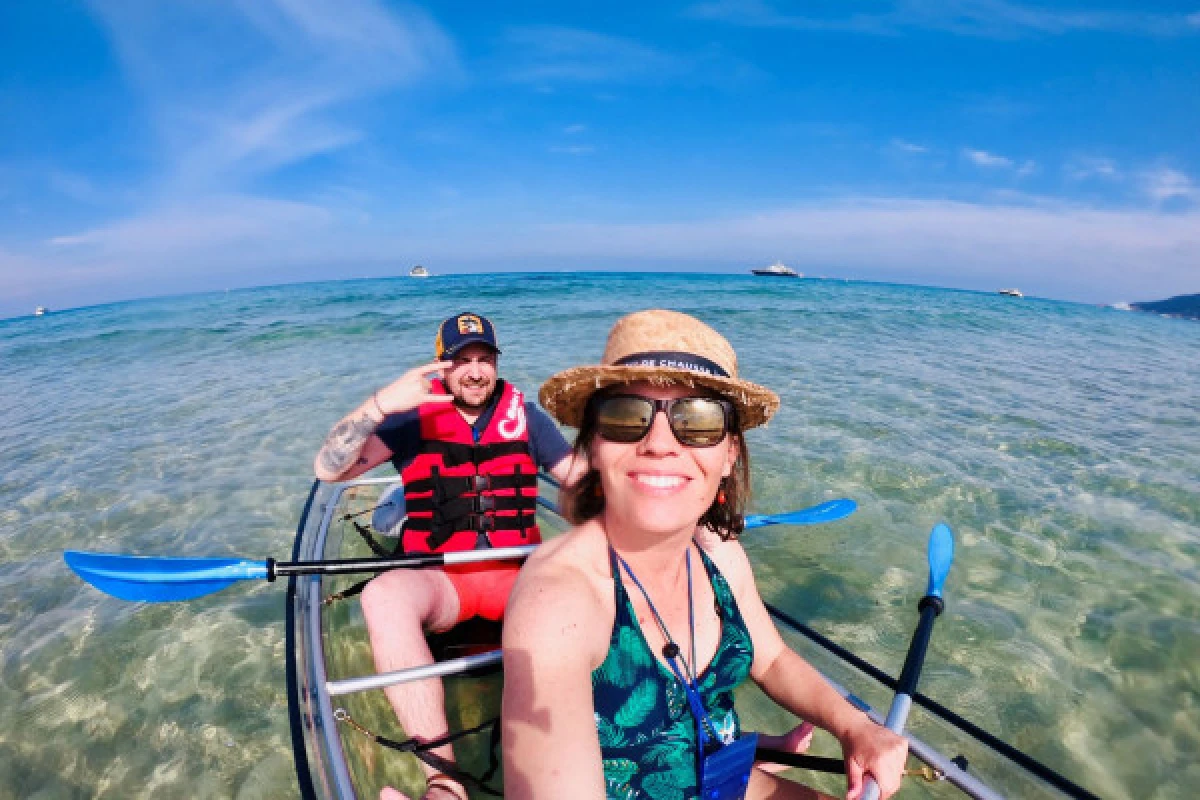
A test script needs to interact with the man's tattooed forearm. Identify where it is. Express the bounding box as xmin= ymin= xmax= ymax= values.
xmin=318 ymin=412 xmax=377 ymax=475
